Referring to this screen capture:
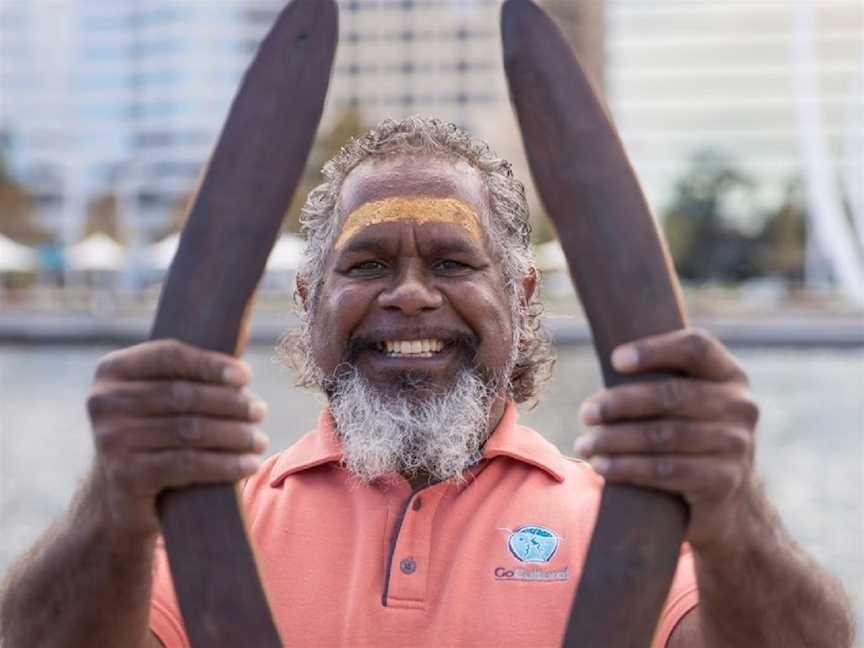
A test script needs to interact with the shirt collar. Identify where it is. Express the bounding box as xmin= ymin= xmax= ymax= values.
xmin=480 ymin=401 xmax=565 ymax=482
xmin=269 ymin=401 xmax=566 ymax=488
xmin=269 ymin=410 xmax=343 ymax=487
